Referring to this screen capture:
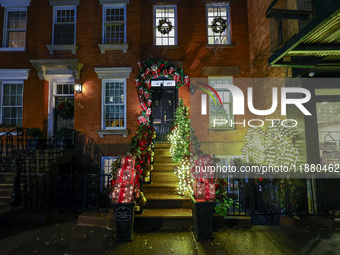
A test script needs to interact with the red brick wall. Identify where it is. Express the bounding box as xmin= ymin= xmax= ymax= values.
xmin=0 ymin=0 xmax=251 ymax=150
